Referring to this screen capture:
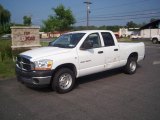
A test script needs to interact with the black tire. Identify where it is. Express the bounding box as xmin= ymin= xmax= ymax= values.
xmin=124 ymin=57 xmax=137 ymax=74
xmin=52 ymin=68 xmax=75 ymax=94
xmin=152 ymin=38 xmax=158 ymax=44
